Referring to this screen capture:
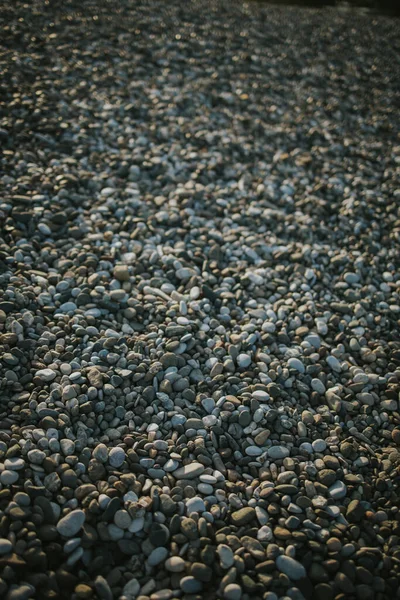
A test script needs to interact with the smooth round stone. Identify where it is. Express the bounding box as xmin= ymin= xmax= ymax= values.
xmin=311 ymin=379 xmax=326 ymax=394
xmin=109 ymin=447 xmax=125 ymax=468
xmin=0 ymin=470 xmax=19 ymax=485
xmin=267 ymin=446 xmax=289 ymax=460
xmin=253 ymin=408 xmax=264 ymax=423
xmin=201 ymin=397 xmax=215 ymax=413
xmin=180 ymin=576 xmax=202 ymax=593
xmin=148 ymin=547 xmax=169 ymax=566
xmin=93 ymin=443 xmax=109 ymax=463
xmin=300 ymin=442 xmax=313 ymax=453
xmin=122 ymin=578 xmax=140 ymax=598
xmin=186 ymin=497 xmax=205 ymax=513
xmin=173 ymin=463 xmax=205 ymax=479
xmin=287 ymin=358 xmax=305 ymax=373
xmin=57 ymin=510 xmax=85 ymax=537
xmin=297 ymin=422 xmax=307 ymax=437
xmin=171 ymin=414 xmax=186 ymax=427
xmin=60 ymin=439 xmax=75 ymax=455
xmin=165 ymin=556 xmax=186 ymax=572
xmin=305 ymin=334 xmax=321 ymax=348
xmin=98 ymin=494 xmax=111 ymax=510
xmin=202 ymin=415 xmax=217 ymax=427
xmin=36 ymin=368 xmax=57 ymax=381
xmin=59 ymin=302 xmax=77 ymax=312
xmin=252 ymin=390 xmax=269 ymax=401
xmin=237 ymin=354 xmax=251 ymax=368
xmin=255 ymin=506 xmax=269 ymax=525
xmin=176 ymin=267 xmax=195 ymax=279
xmin=114 ymin=510 xmax=131 ymax=529
xmin=245 ymin=445 xmax=263 ymax=457
xmin=329 ymin=481 xmax=347 ymax=500
xmin=27 ymin=449 xmax=46 ymax=464
xmin=0 ymin=539 xmax=13 ymax=554
xmin=316 ymin=321 xmax=328 ymax=335
xmin=224 ymin=583 xmax=242 ymax=600
xmin=344 ymin=272 xmax=359 ymax=284
xmin=231 ymin=507 xmax=255 ymax=526
xmin=163 ymin=459 xmax=179 ymax=472
xmin=197 ymin=483 xmax=214 ymax=495
xmin=108 ymin=524 xmax=124 ymax=541
xmin=123 ymin=491 xmax=139 ymax=503
xmin=153 ymin=440 xmax=168 ymax=451
xmin=217 ymin=544 xmax=234 ymax=569
xmin=326 ymin=356 xmax=342 ymax=372
xmin=148 ymin=468 xmax=165 ymax=479
xmin=325 ymin=505 xmax=341 ymax=518
xmin=312 ymin=439 xmax=327 ymax=453
xmin=199 ymin=474 xmax=217 ymax=484
xmin=128 ymin=517 xmax=145 ymax=533
xmin=257 ymin=525 xmax=273 ymax=541
xmin=353 ymin=372 xmax=369 ymax=384
xmin=238 ymin=411 xmax=251 ymax=427
xmin=276 ymin=555 xmax=306 ymax=580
